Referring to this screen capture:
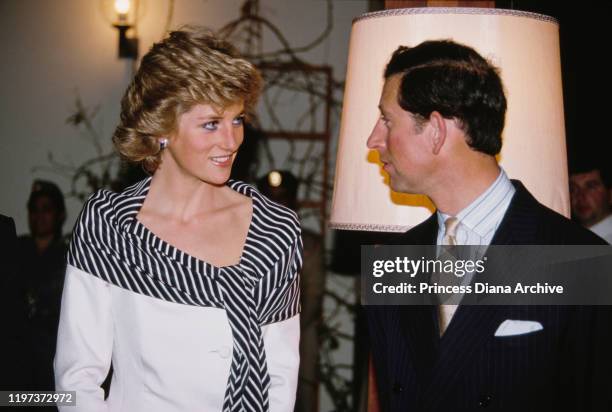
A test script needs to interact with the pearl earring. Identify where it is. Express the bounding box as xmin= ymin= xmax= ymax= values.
xmin=159 ymin=138 xmax=169 ymax=150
